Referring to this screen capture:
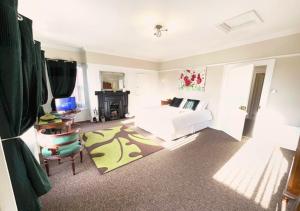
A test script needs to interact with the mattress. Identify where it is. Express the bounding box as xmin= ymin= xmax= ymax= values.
xmin=135 ymin=105 xmax=213 ymax=141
